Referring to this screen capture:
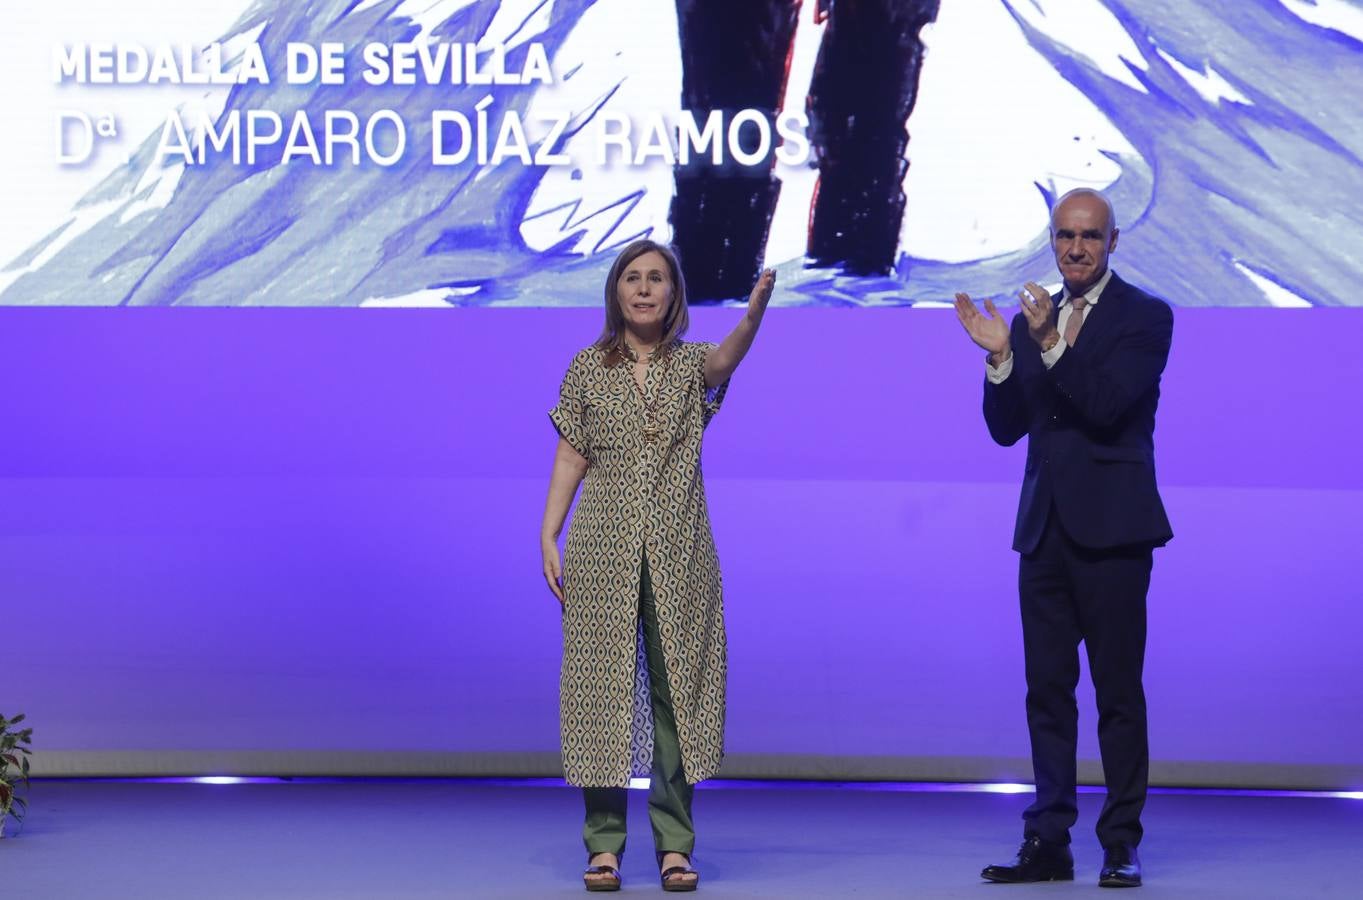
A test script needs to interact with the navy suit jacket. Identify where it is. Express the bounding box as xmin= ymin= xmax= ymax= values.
xmin=983 ymin=271 xmax=1174 ymax=555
